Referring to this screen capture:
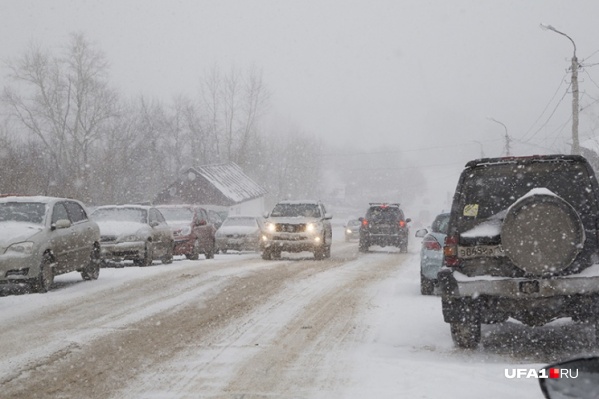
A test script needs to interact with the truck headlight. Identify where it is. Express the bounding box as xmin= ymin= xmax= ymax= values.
xmin=266 ymin=223 xmax=276 ymax=232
